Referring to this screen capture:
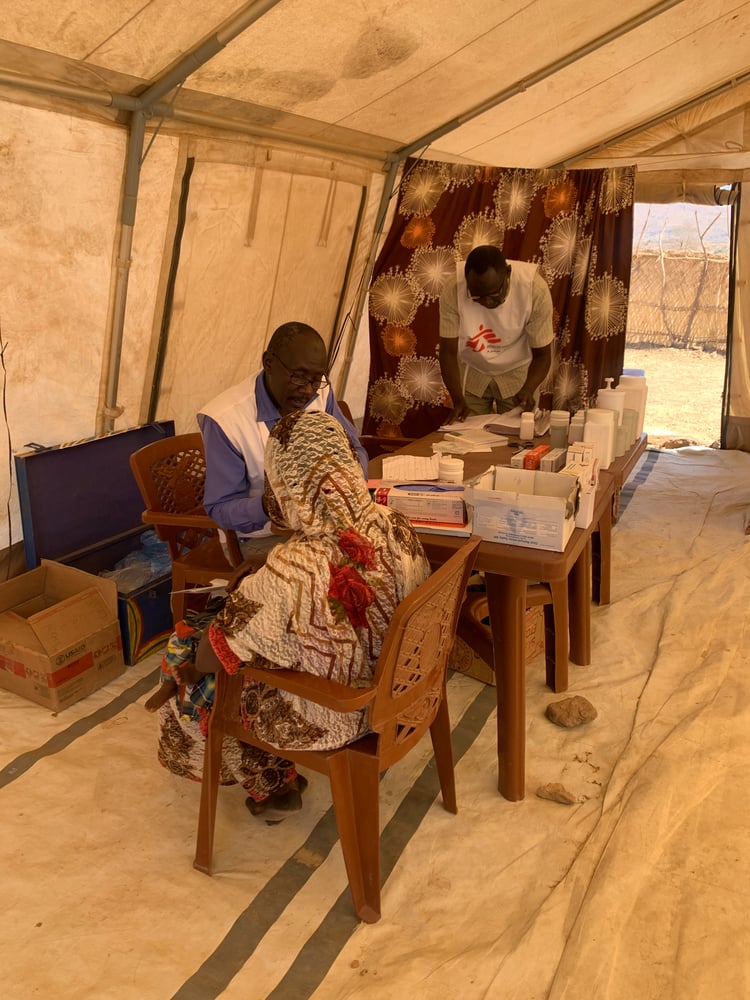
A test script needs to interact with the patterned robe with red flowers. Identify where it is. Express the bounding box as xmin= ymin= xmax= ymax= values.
xmin=207 ymin=411 xmax=430 ymax=752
